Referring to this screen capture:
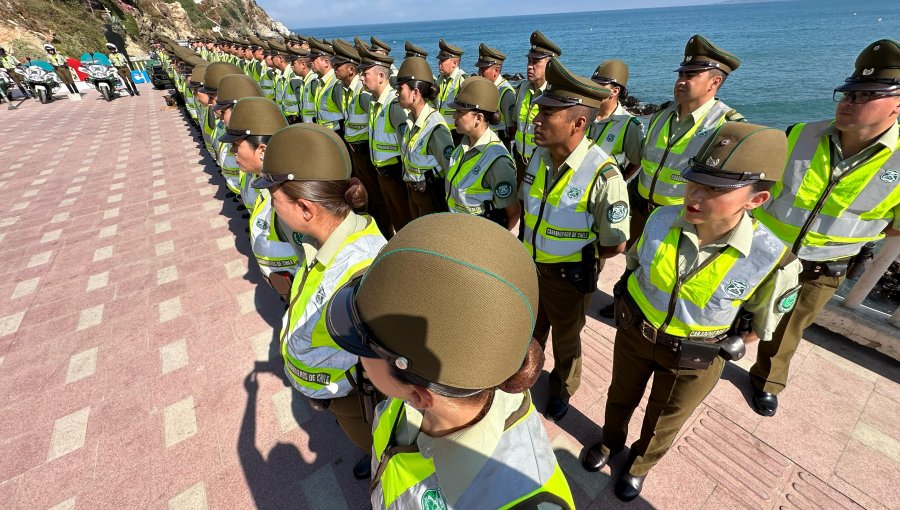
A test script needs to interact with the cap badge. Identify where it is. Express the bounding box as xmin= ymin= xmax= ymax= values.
xmin=394 ymin=357 xmax=409 ymax=370
xmin=862 ymin=68 xmax=875 ymax=76
xmin=685 ymin=56 xmax=693 ymax=62
xmin=706 ymin=157 xmax=720 ymax=167
xmin=874 ymin=45 xmax=881 ymax=51
xmin=720 ymin=139 xmax=730 ymax=146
